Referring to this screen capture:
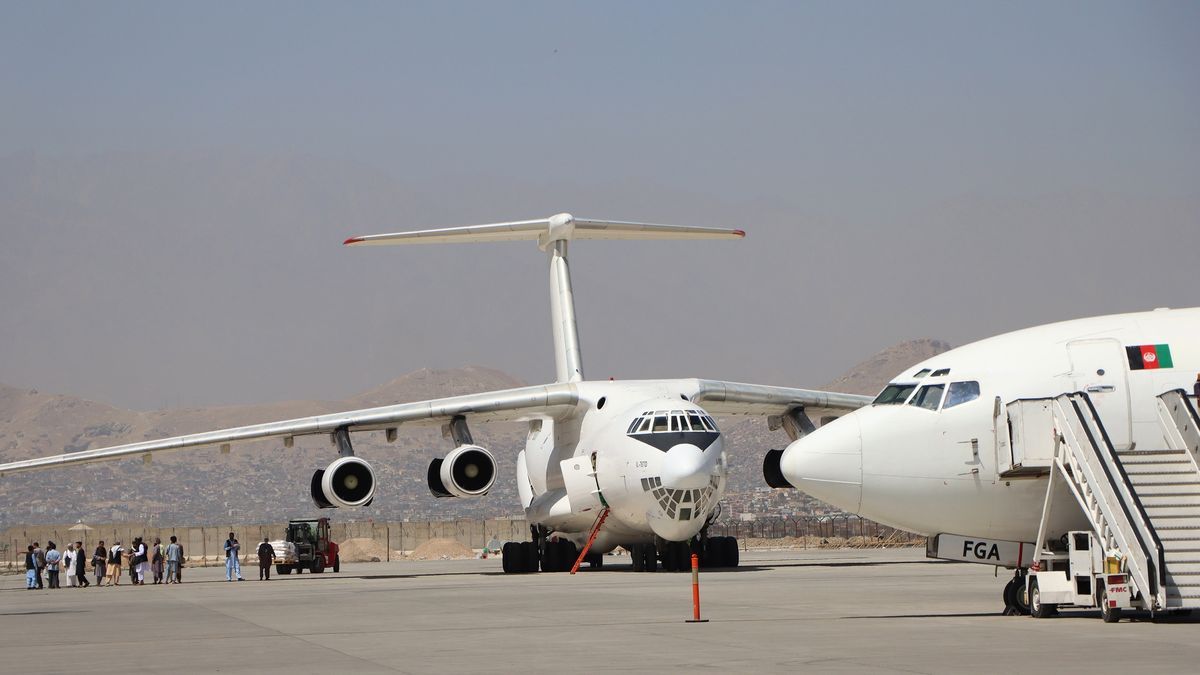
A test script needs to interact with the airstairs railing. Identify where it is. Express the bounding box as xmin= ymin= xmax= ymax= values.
xmin=1157 ymin=389 xmax=1200 ymax=471
xmin=1047 ymin=392 xmax=1165 ymax=610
